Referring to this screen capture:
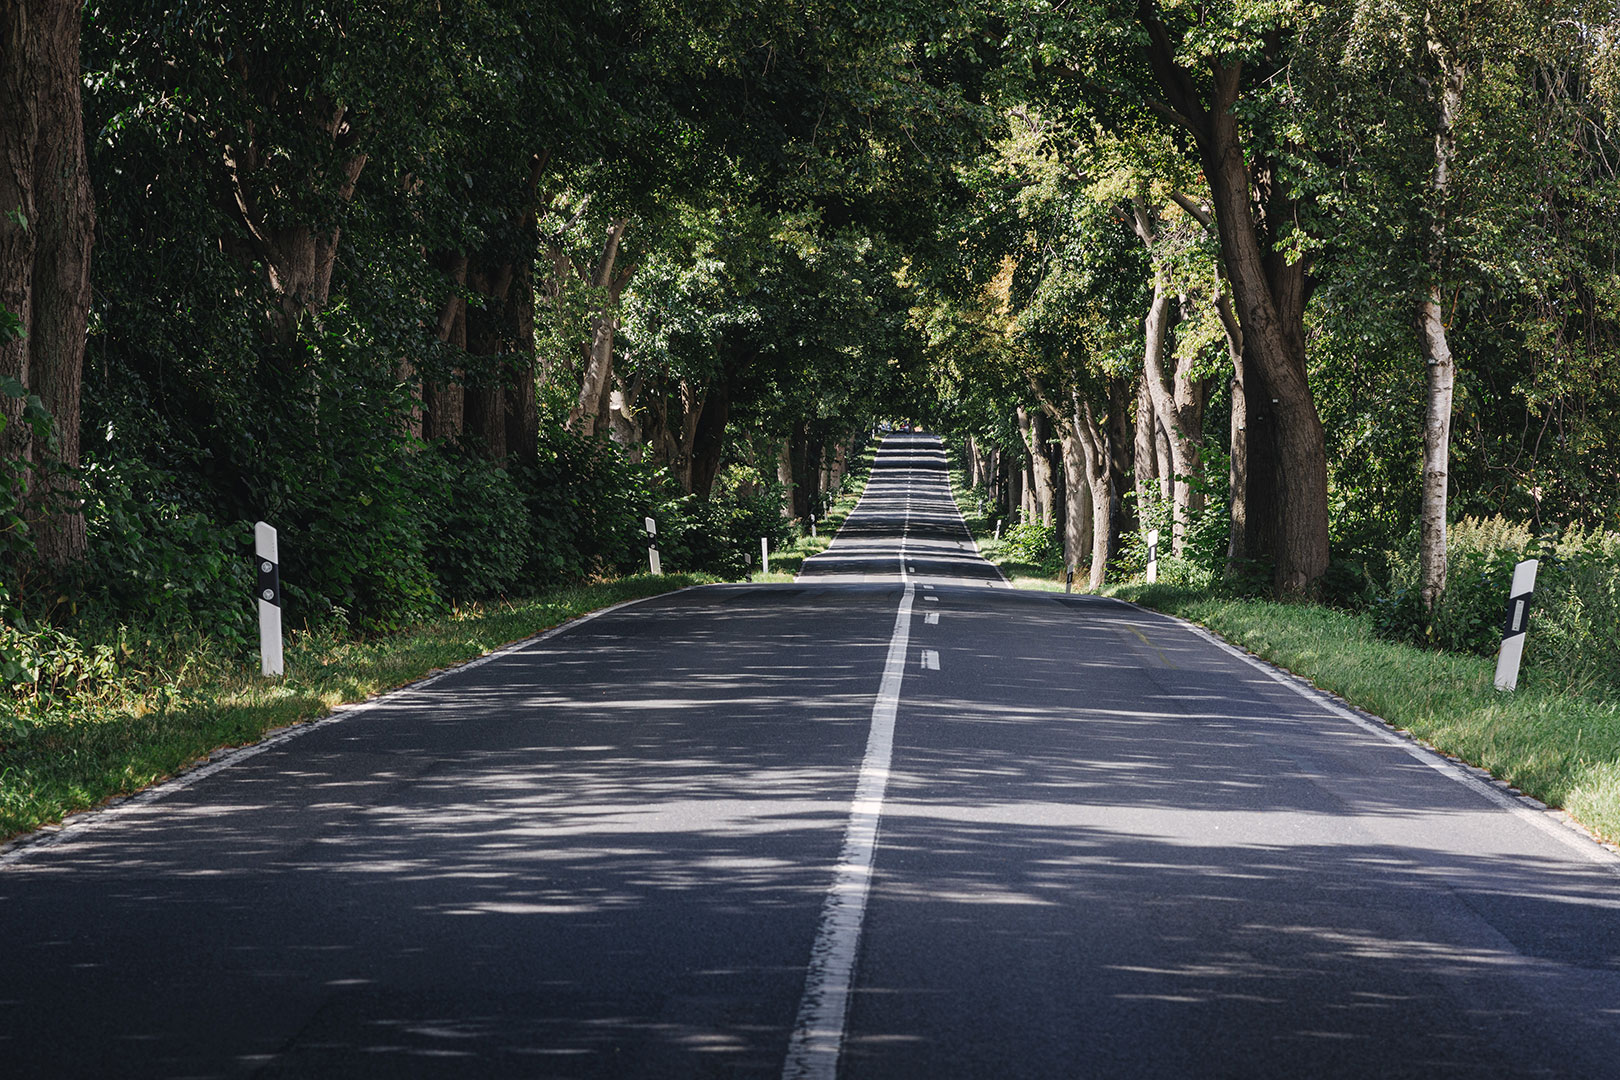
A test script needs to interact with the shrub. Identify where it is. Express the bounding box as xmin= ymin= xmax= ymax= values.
xmin=1373 ymin=515 xmax=1620 ymax=694
xmin=76 ymin=457 xmax=255 ymax=649
xmin=410 ymin=443 xmax=530 ymax=601
xmin=1003 ymin=520 xmax=1063 ymax=575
